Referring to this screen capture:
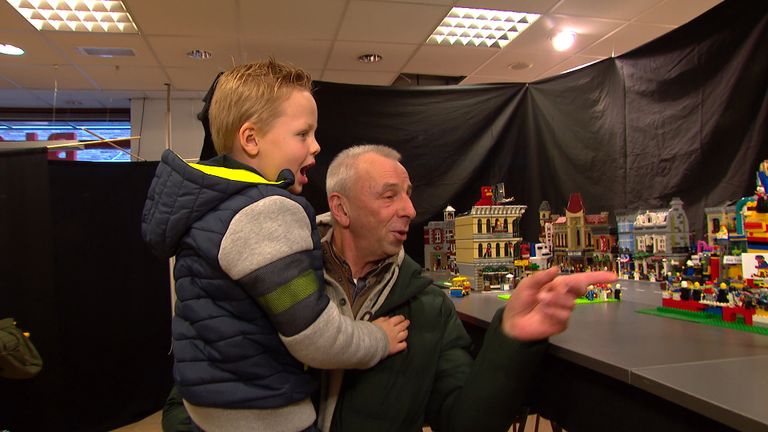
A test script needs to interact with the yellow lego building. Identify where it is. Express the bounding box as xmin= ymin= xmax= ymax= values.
xmin=454 ymin=184 xmax=526 ymax=290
